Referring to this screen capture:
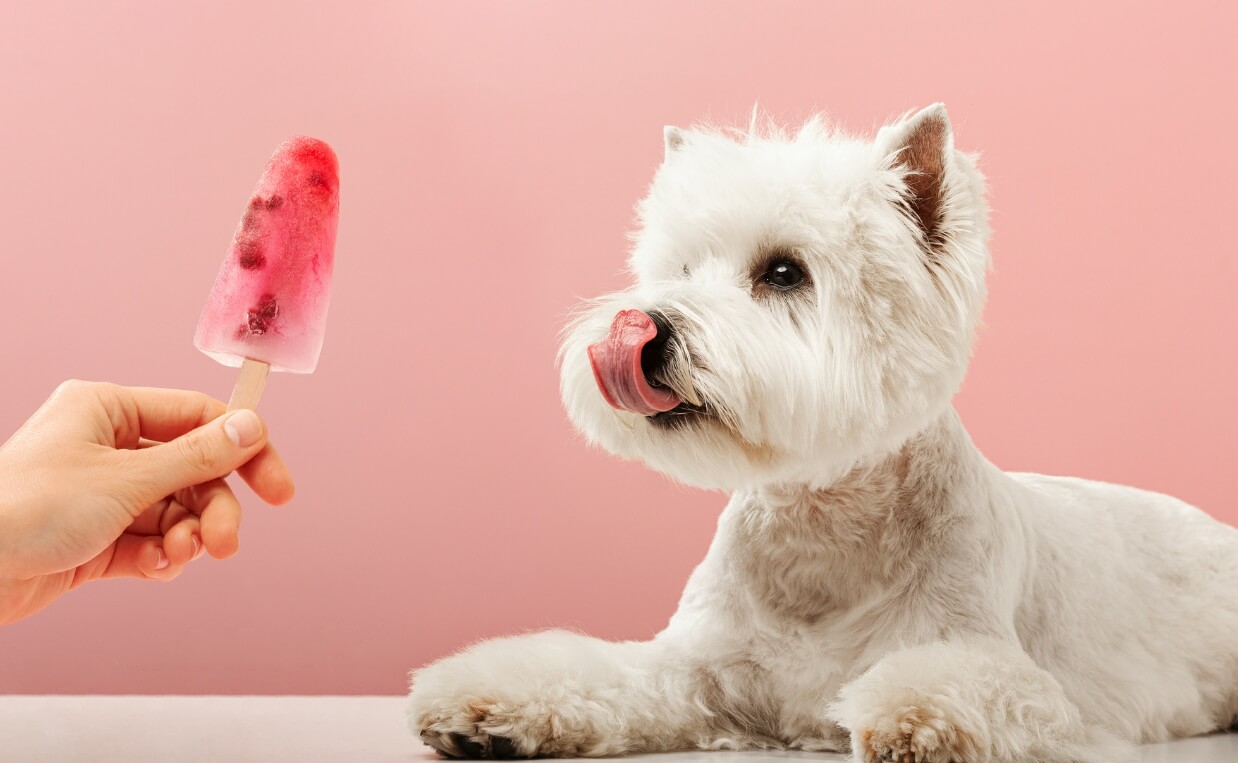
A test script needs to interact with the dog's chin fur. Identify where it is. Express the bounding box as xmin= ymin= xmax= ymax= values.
xmin=409 ymin=106 xmax=1238 ymax=763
